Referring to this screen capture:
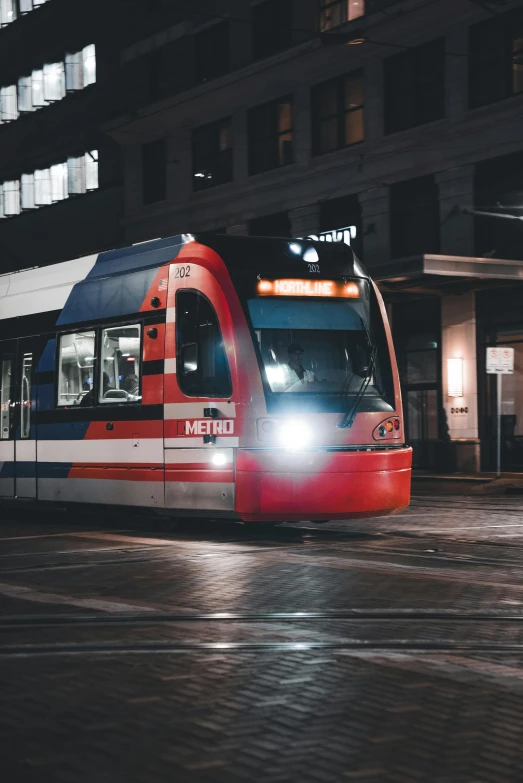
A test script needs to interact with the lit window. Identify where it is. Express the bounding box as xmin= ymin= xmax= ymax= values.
xmin=34 ymin=168 xmax=51 ymax=205
xmin=100 ymin=325 xmax=142 ymax=404
xmin=82 ymin=44 xmax=96 ymax=87
xmin=0 ymin=148 xmax=99 ymax=219
xmin=248 ymin=96 xmax=293 ymax=175
xmin=469 ymin=9 xmax=523 ymax=108
xmin=43 ymin=62 xmax=66 ymax=103
xmin=85 ymin=150 xmax=98 ymax=190
xmin=65 ymin=52 xmax=82 ymax=91
xmin=21 ymin=173 xmax=35 ymax=210
xmin=192 ymin=118 xmax=233 ymax=192
xmin=0 ymin=85 xmax=18 ymax=122
xmin=67 ymin=155 xmax=86 ymax=195
xmin=18 ymin=75 xmax=33 ymax=112
xmin=31 ymin=70 xmax=47 ymax=107
xmin=58 ymin=331 xmax=96 ymax=407
xmin=312 ymin=70 xmax=364 ymax=155
xmin=3 ymin=180 xmax=20 ymax=216
xmin=0 ymin=0 xmax=16 ymax=27
xmin=50 ymin=163 xmax=68 ymax=201
xmin=320 ymin=0 xmax=365 ymax=32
